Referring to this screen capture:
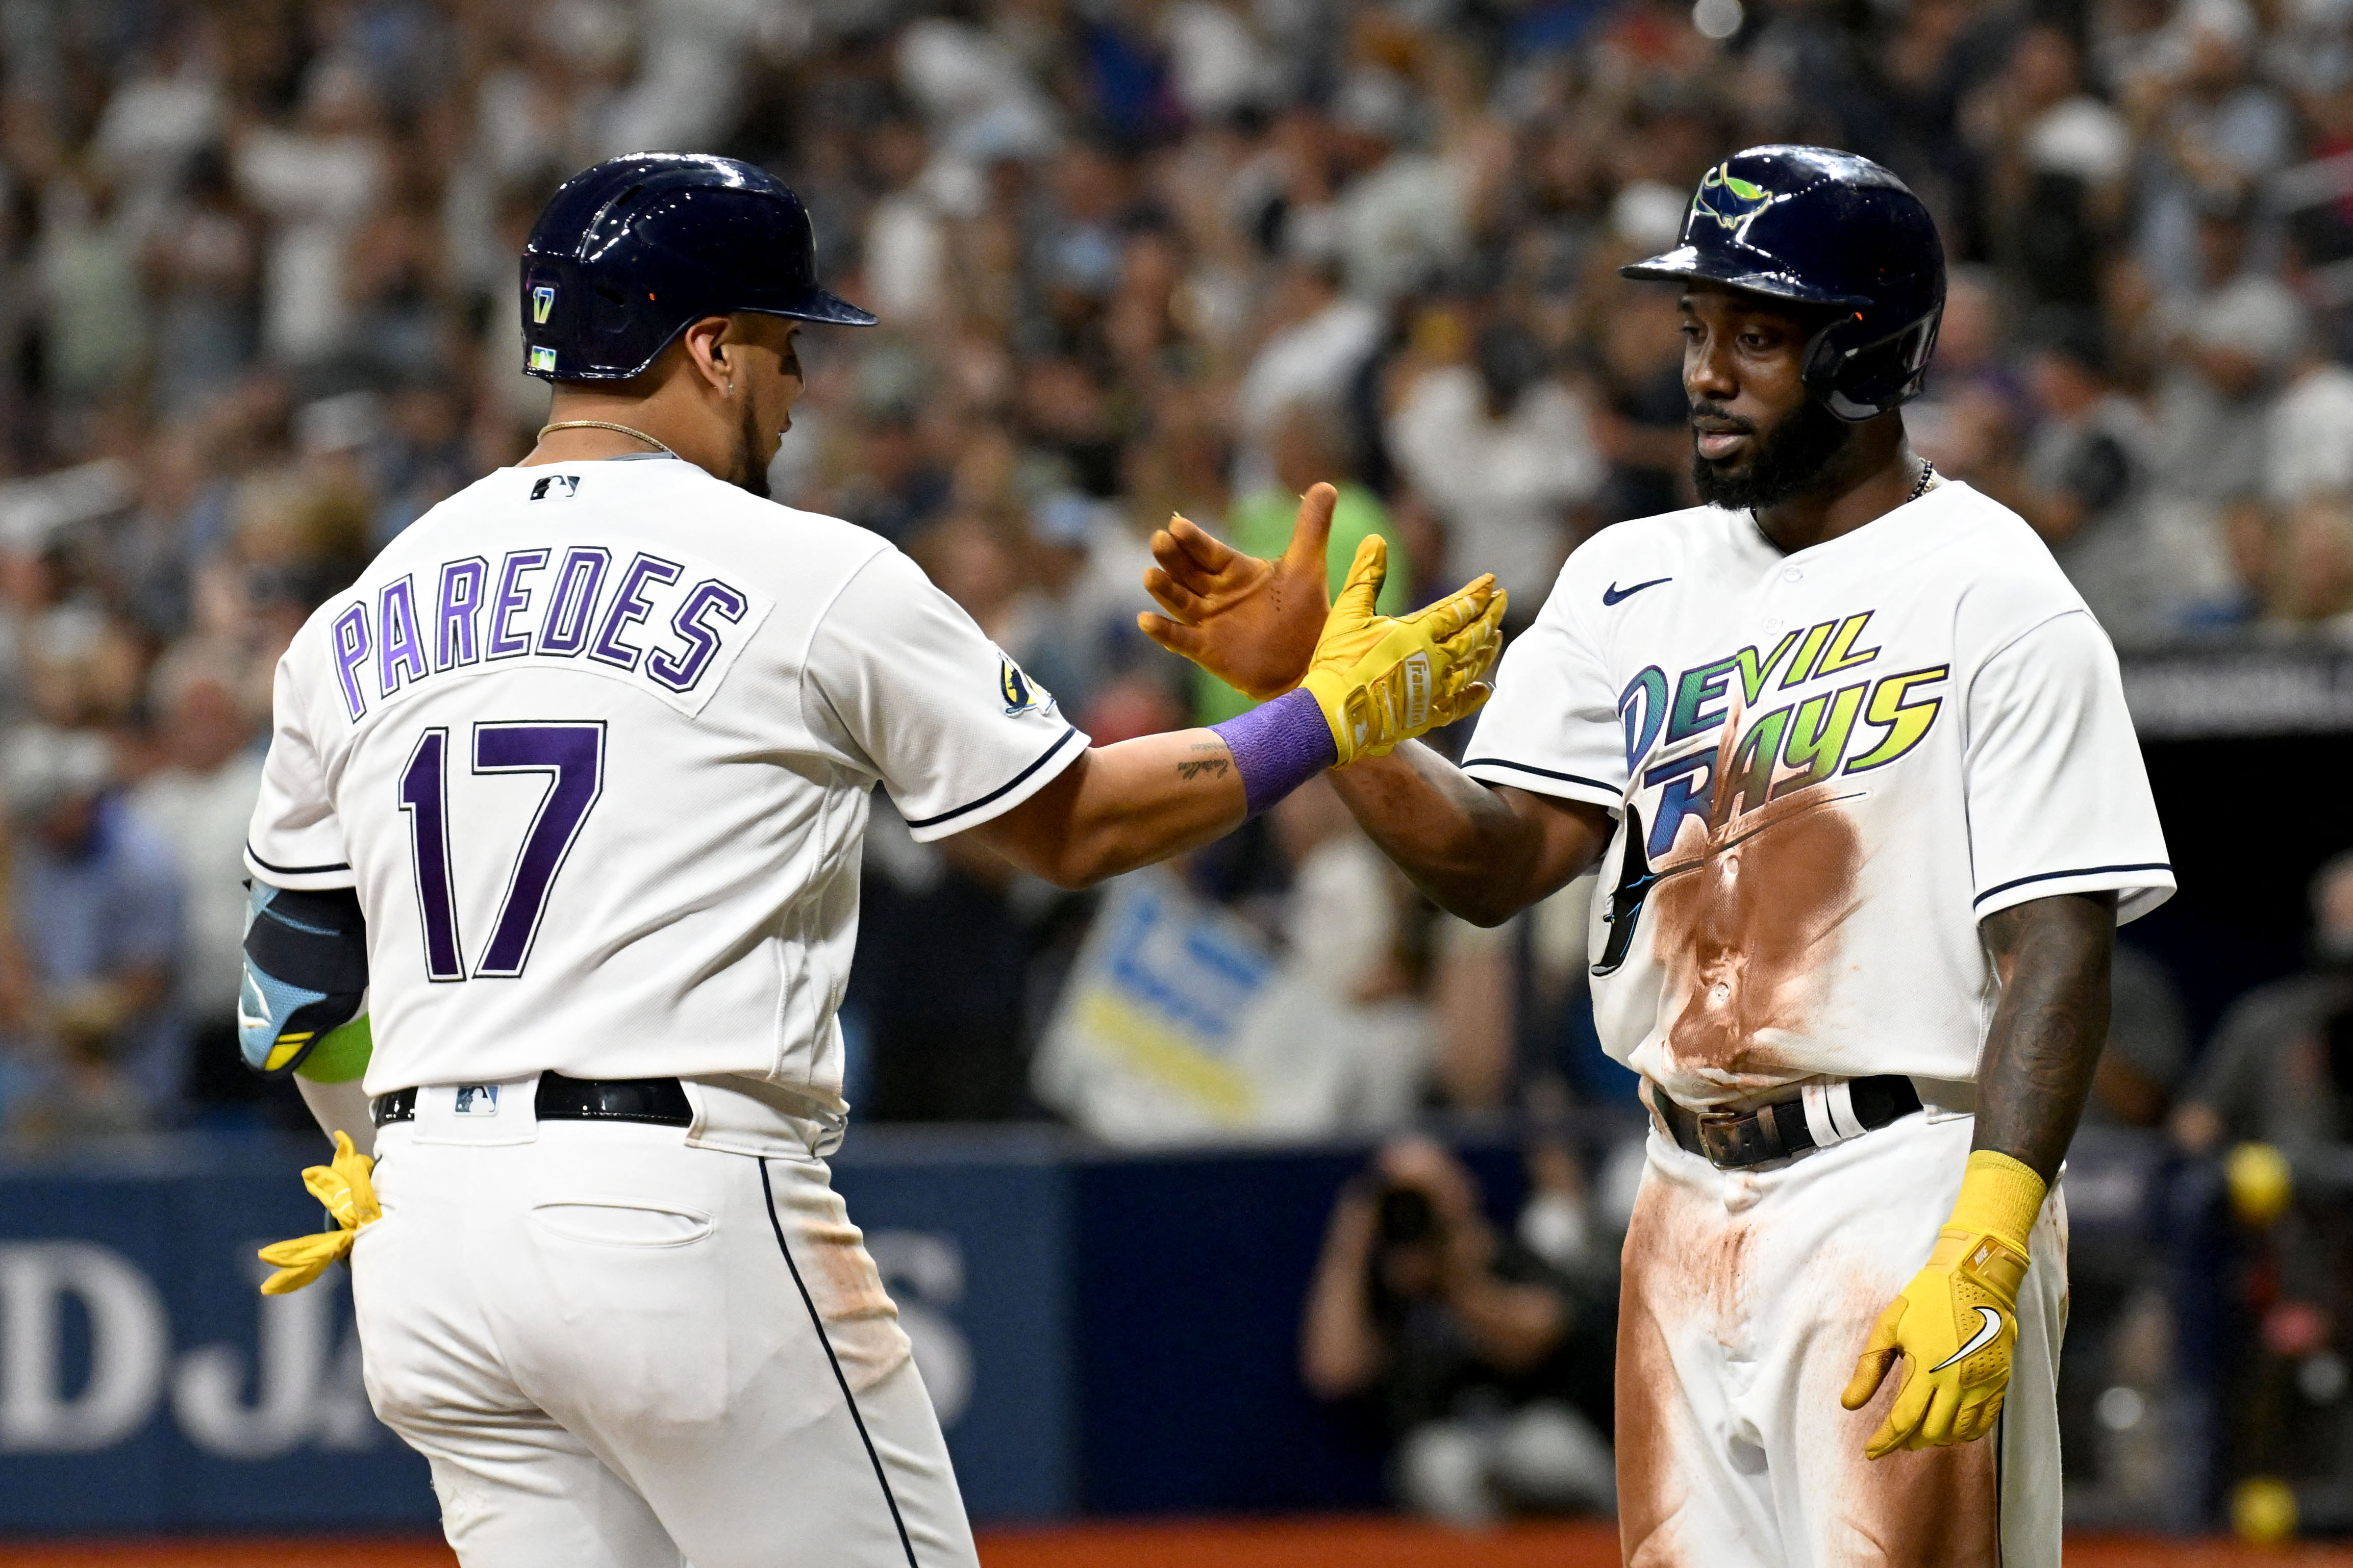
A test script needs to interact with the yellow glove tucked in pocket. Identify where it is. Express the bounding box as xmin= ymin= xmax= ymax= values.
xmin=1840 ymin=1149 xmax=2045 ymax=1458
xmin=257 ymin=1130 xmax=381 ymax=1296
xmin=1297 ymin=535 xmax=1505 ymax=766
